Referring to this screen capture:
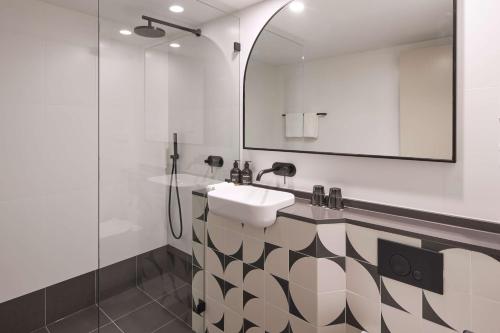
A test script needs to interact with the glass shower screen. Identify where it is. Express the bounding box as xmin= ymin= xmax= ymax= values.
xmin=97 ymin=1 xmax=240 ymax=332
